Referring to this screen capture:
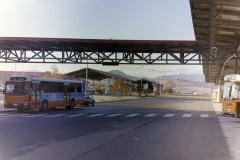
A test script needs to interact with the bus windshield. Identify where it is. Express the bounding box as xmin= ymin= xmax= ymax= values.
xmin=5 ymin=82 xmax=31 ymax=95
xmin=223 ymin=82 xmax=240 ymax=100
